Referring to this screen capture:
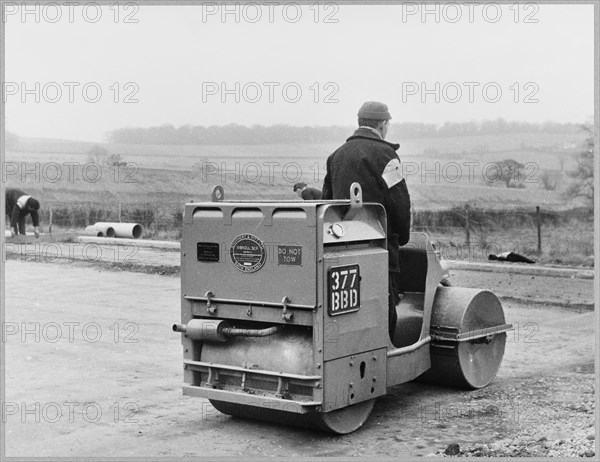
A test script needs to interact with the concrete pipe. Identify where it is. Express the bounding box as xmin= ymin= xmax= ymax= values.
xmin=83 ymin=225 xmax=105 ymax=237
xmin=90 ymin=223 xmax=116 ymax=238
xmin=93 ymin=222 xmax=143 ymax=239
